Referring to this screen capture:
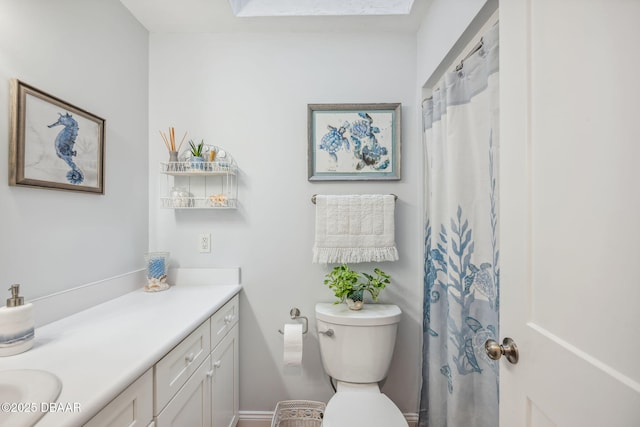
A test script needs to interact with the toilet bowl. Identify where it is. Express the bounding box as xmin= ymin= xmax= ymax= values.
xmin=321 ymin=382 xmax=408 ymax=427
xmin=315 ymin=303 xmax=408 ymax=427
